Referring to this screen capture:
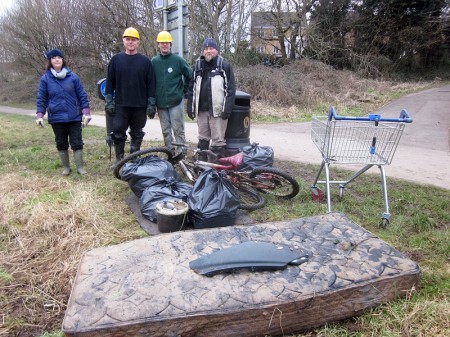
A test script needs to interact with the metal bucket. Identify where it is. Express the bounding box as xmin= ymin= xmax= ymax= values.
xmin=156 ymin=200 xmax=189 ymax=233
